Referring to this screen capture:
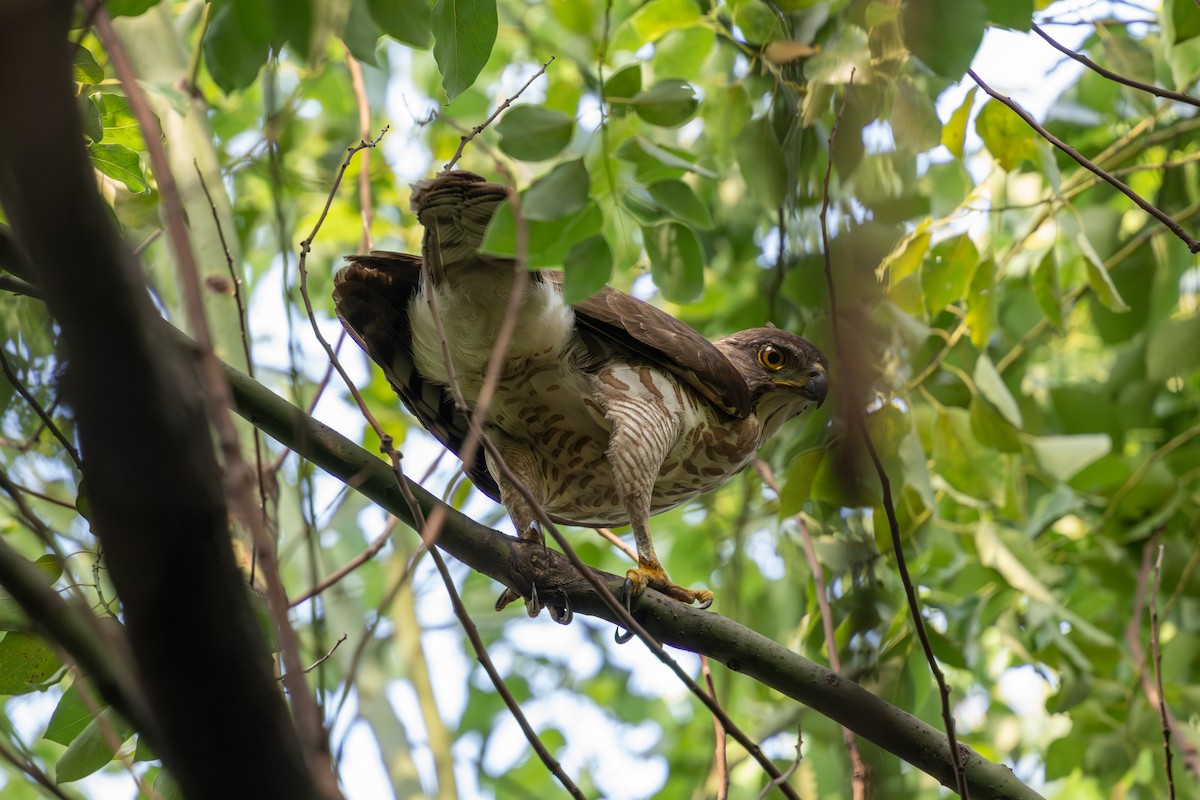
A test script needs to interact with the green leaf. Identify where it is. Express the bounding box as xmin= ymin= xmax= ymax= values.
xmin=368 ymin=0 xmax=432 ymax=48
xmin=71 ymin=44 xmax=104 ymax=85
xmin=80 ymin=94 xmax=103 ymax=144
xmin=203 ymin=0 xmax=270 ymax=93
xmin=603 ymin=63 xmax=642 ymax=101
xmin=647 ymin=180 xmax=713 ymax=229
xmin=974 ymin=354 xmax=1022 ymax=427
xmin=921 ymin=234 xmax=978 ymax=313
xmin=0 ymin=556 xmax=62 ymax=632
xmin=976 ymin=521 xmax=1054 ymax=603
xmin=562 ymin=236 xmax=613 ymax=304
xmin=1076 ymin=233 xmax=1129 ymax=312
xmin=780 ymin=448 xmax=825 ymax=517
xmin=1032 ymin=434 xmax=1111 ymax=482
xmin=496 ymin=106 xmax=574 ymax=162
xmin=970 ymin=396 xmax=1022 ymax=453
xmin=431 ymin=0 xmax=498 ymax=101
xmin=965 ymin=256 xmax=996 ymax=348
xmin=975 ymin=99 xmax=1037 ymax=171
xmin=611 ymin=0 xmax=701 ymax=51
xmin=732 ymin=1 xmax=783 ymax=44
xmin=1168 ymin=0 xmax=1200 ymax=43
xmin=522 ymin=160 xmax=589 ymax=222
xmin=644 ymin=222 xmax=704 ymax=303
xmin=933 ymin=408 xmax=1004 ymax=503
xmin=735 ymin=114 xmax=786 ymax=210
xmin=941 ymin=87 xmax=976 ymax=159
xmin=88 ymin=143 xmax=149 ymax=194
xmin=55 ymin=709 xmax=134 ymax=783
xmin=92 ymin=95 xmax=147 ymax=151
xmin=983 ymin=0 xmax=1032 ymax=30
xmin=902 ymin=0 xmax=986 ymax=78
xmin=630 ymin=79 xmax=699 ymax=127
xmin=0 ymin=633 xmax=61 ymax=695
xmin=480 ymin=201 xmax=602 ymax=267
xmin=891 ymin=78 xmax=942 ymax=152
xmin=1146 ymin=315 xmax=1200 ymax=382
xmin=46 ymin=684 xmax=106 ymax=746
xmin=1031 ymin=251 xmax=1063 ymax=330
xmin=343 ymin=0 xmax=383 ymax=66
xmin=805 ymin=24 xmax=871 ymax=84
xmin=617 ymin=137 xmax=719 ymax=180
